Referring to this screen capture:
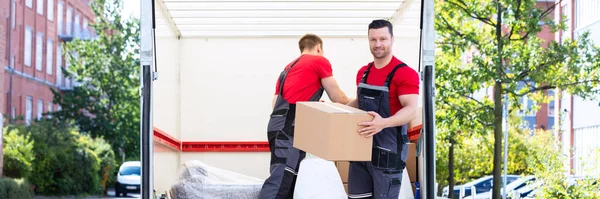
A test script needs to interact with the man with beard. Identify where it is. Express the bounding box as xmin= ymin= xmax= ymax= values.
xmin=346 ymin=19 xmax=419 ymax=199
xmin=260 ymin=34 xmax=350 ymax=199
